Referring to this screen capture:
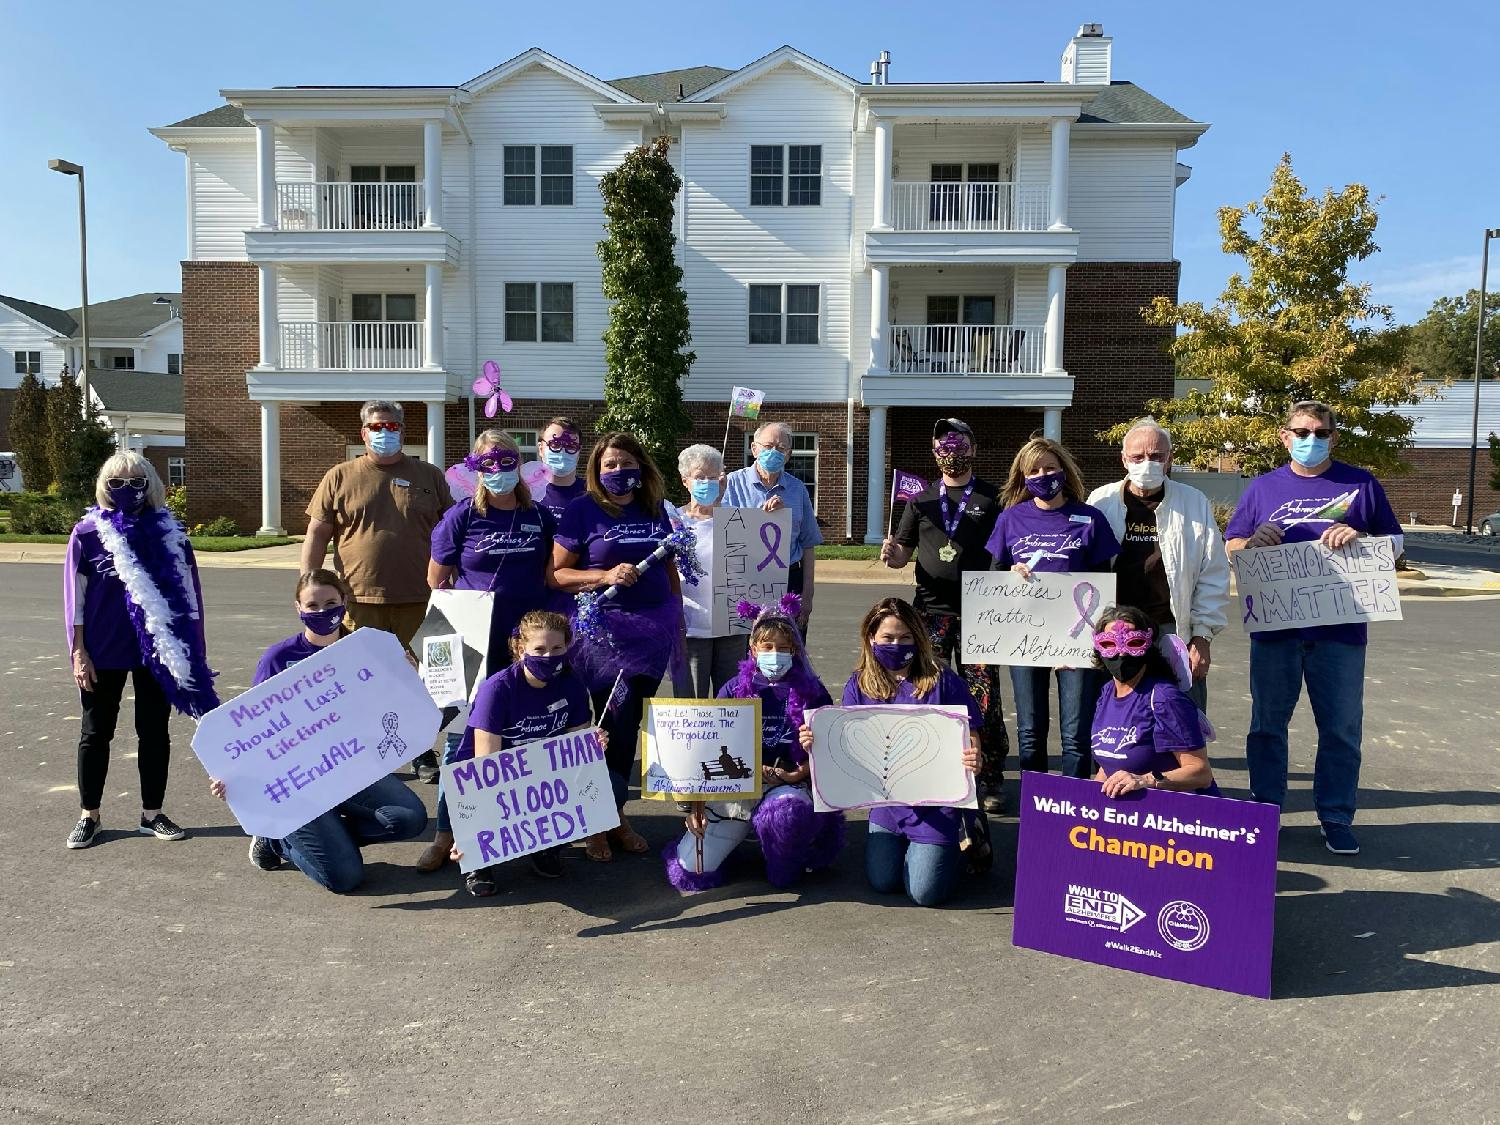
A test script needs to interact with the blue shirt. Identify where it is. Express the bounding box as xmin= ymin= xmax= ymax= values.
xmin=721 ymin=465 xmax=823 ymax=565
